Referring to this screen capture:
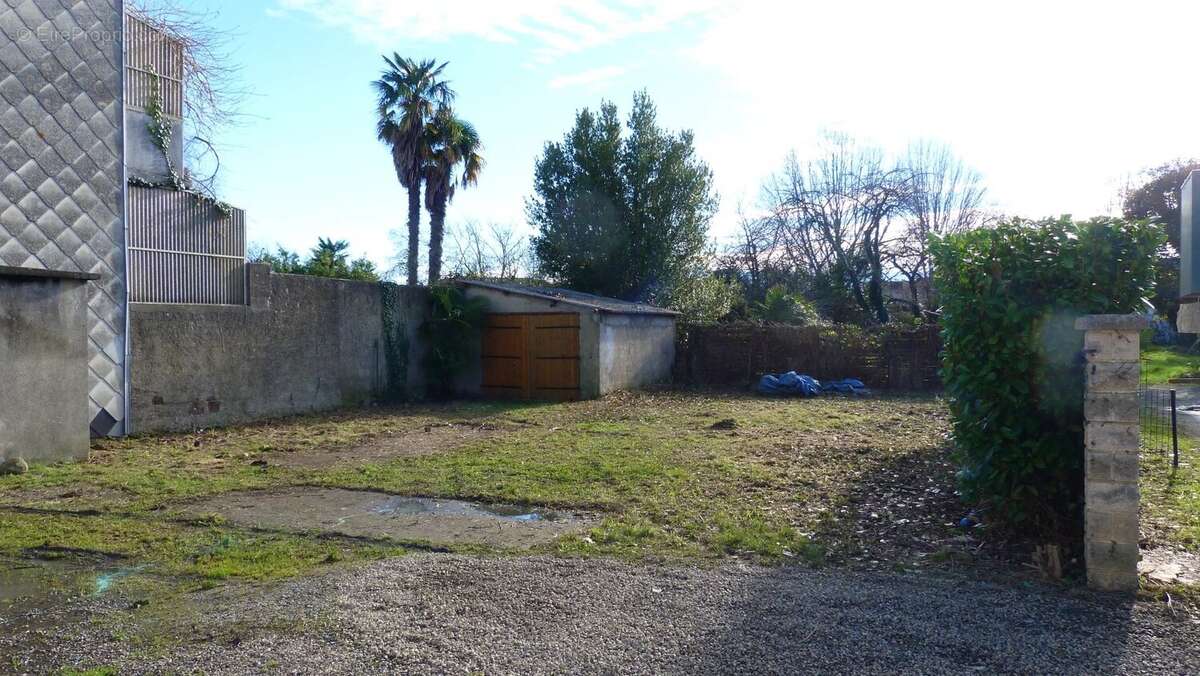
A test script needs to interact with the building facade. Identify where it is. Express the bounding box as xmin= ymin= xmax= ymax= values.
xmin=0 ymin=0 xmax=128 ymax=435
